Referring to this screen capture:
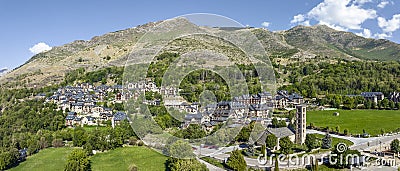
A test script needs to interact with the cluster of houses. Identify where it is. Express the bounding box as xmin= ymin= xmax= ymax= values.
xmin=46 ymin=81 xmax=179 ymax=128
xmin=43 ymin=80 xmax=311 ymax=146
xmin=46 ymin=79 xmax=308 ymax=131
xmin=45 ymin=83 xmax=129 ymax=127
xmin=180 ymin=91 xmax=304 ymax=131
